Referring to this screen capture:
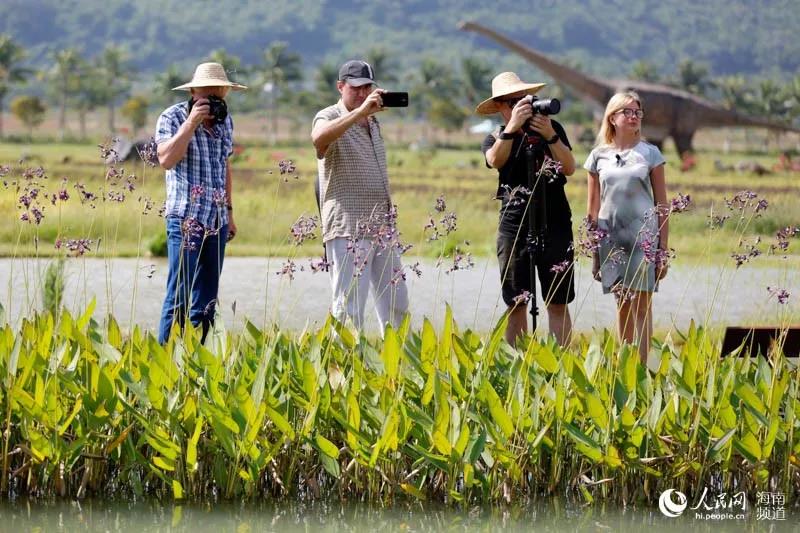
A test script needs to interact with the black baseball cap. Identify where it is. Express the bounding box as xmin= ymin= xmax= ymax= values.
xmin=338 ymin=60 xmax=377 ymax=87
